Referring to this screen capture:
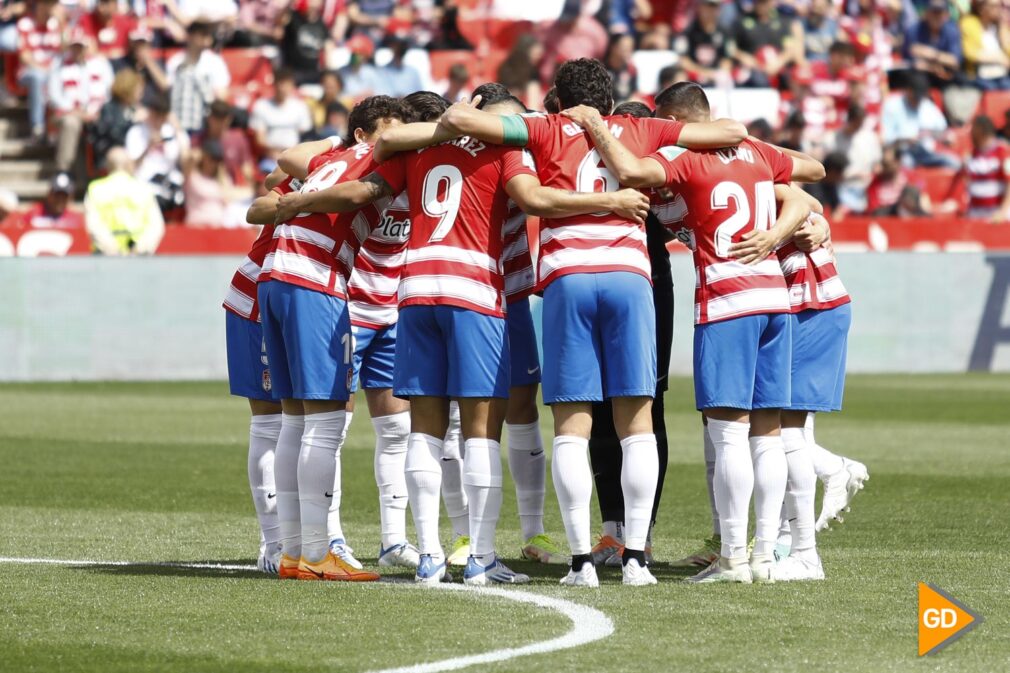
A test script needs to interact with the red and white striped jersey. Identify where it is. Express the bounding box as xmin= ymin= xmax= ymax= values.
xmin=375 ymin=137 xmax=536 ymax=317
xmin=259 ymin=143 xmax=379 ymax=298
xmin=16 ymin=16 xmax=62 ymax=71
xmin=965 ymin=141 xmax=1010 ymax=214
xmin=49 ymin=56 xmax=114 ymax=117
xmin=777 ymin=216 xmax=851 ymax=313
xmin=502 ymin=200 xmax=535 ymax=302
xmin=648 ymin=139 xmax=794 ymax=325
xmin=347 ymin=190 xmax=410 ymax=329
xmin=520 ymin=114 xmax=684 ymax=287
xmin=223 ymin=178 xmax=298 ymax=321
